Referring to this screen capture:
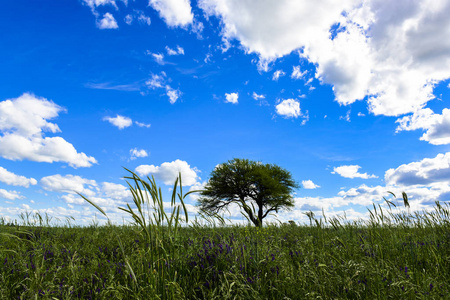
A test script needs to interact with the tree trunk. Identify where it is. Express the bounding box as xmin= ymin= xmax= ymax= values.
xmin=257 ymin=203 xmax=263 ymax=227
